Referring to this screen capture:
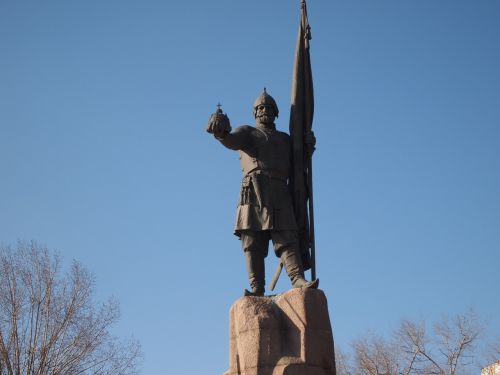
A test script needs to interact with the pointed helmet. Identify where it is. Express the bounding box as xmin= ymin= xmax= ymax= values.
xmin=253 ymin=88 xmax=279 ymax=118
